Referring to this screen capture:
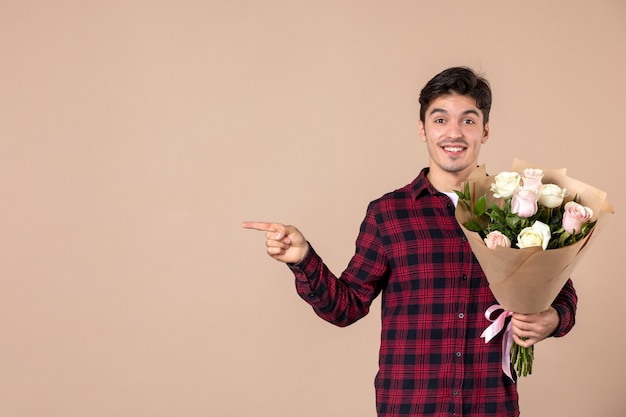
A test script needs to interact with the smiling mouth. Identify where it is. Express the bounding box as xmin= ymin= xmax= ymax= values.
xmin=442 ymin=145 xmax=466 ymax=153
